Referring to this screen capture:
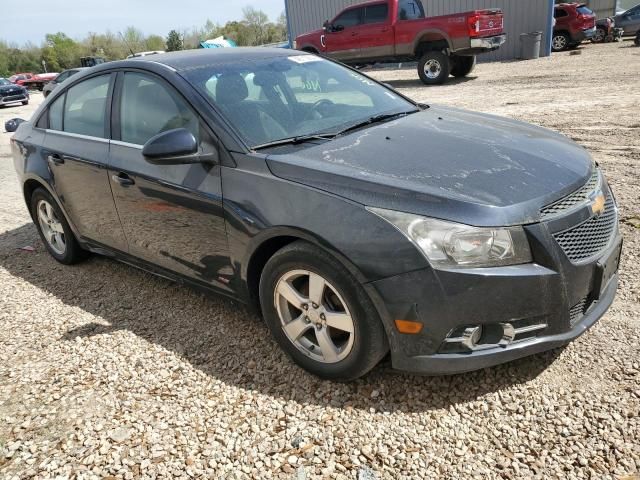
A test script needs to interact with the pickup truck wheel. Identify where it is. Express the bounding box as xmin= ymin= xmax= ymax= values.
xmin=552 ymin=32 xmax=570 ymax=52
xmin=450 ymin=55 xmax=476 ymax=78
xmin=418 ymin=51 xmax=450 ymax=85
